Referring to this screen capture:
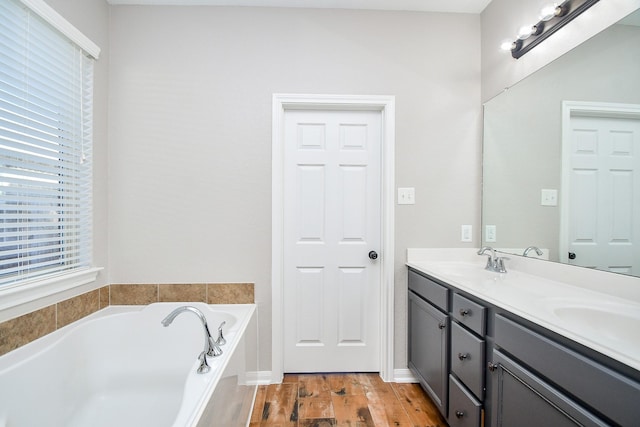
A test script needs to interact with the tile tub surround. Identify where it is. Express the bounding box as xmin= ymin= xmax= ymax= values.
xmin=0 ymin=286 xmax=109 ymax=356
xmin=109 ymin=282 xmax=255 ymax=304
xmin=0 ymin=282 xmax=254 ymax=356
